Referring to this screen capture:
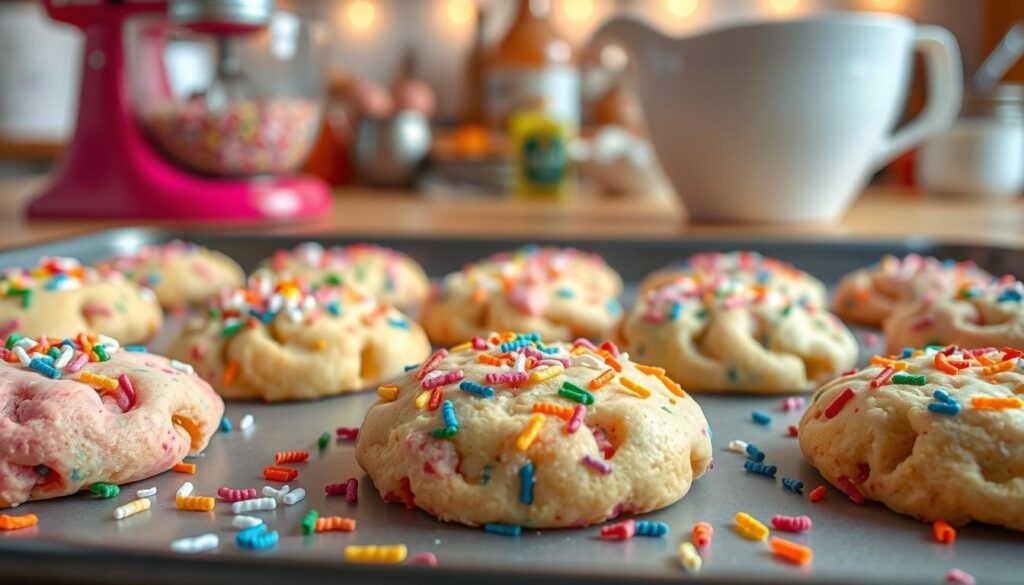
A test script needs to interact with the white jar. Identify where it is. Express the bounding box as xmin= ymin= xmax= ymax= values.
xmin=918 ymin=84 xmax=1024 ymax=200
